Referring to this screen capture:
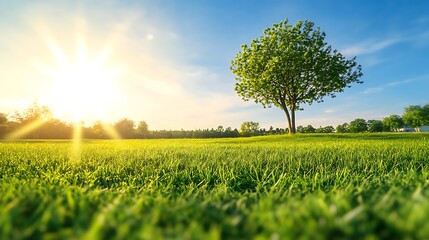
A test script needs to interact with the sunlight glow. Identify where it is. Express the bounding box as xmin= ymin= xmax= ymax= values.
xmin=102 ymin=123 xmax=121 ymax=140
xmin=70 ymin=122 xmax=82 ymax=162
xmin=40 ymin=37 xmax=121 ymax=123
xmin=6 ymin=31 xmax=125 ymax=160
xmin=5 ymin=118 xmax=47 ymax=139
